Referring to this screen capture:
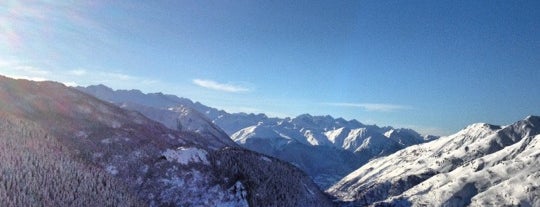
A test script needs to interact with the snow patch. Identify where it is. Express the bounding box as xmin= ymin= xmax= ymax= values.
xmin=111 ymin=120 xmax=121 ymax=128
xmin=162 ymin=147 xmax=209 ymax=165
xmin=100 ymin=137 xmax=130 ymax=144
xmin=140 ymin=165 xmax=149 ymax=173
xmin=92 ymin=152 xmax=103 ymax=159
xmin=75 ymin=131 xmax=88 ymax=139
xmin=304 ymin=183 xmax=315 ymax=195
xmin=106 ymin=165 xmax=118 ymax=175
xmin=101 ymin=138 xmax=112 ymax=144
xmin=261 ymin=156 xmax=272 ymax=162
xmin=225 ymin=181 xmax=248 ymax=206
